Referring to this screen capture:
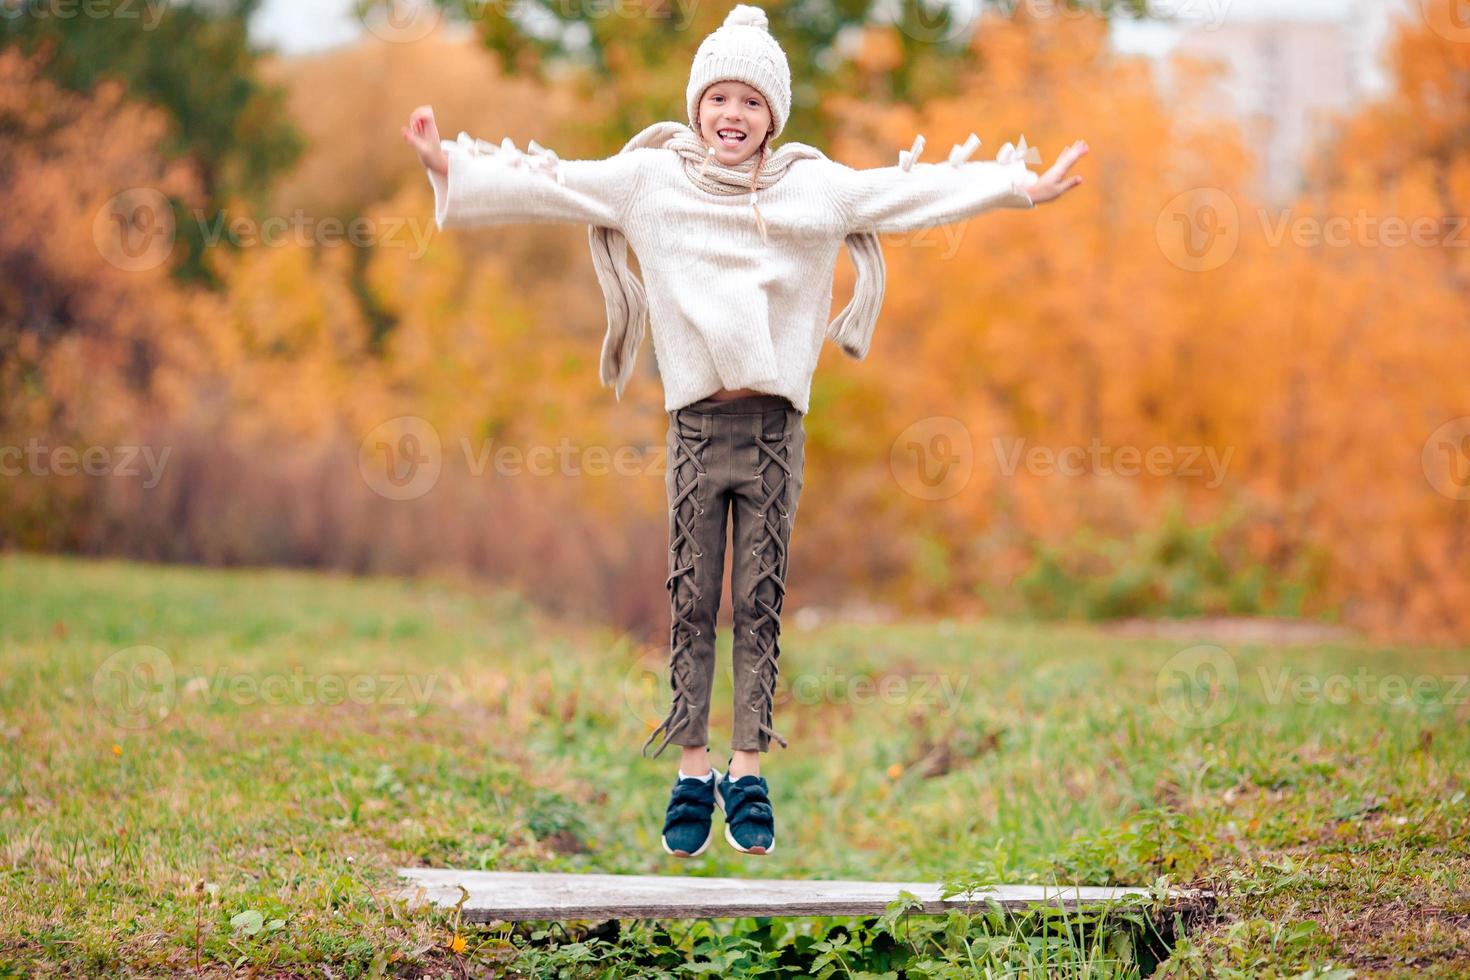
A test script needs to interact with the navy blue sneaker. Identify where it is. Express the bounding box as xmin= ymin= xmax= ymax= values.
xmin=715 ymin=766 xmax=776 ymax=855
xmin=660 ymin=765 xmax=723 ymax=857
